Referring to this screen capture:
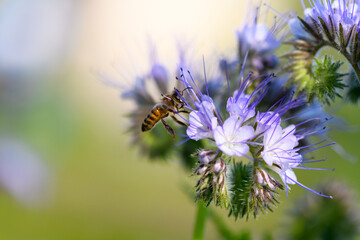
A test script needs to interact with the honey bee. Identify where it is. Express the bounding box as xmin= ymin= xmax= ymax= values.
xmin=141 ymin=88 xmax=189 ymax=138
